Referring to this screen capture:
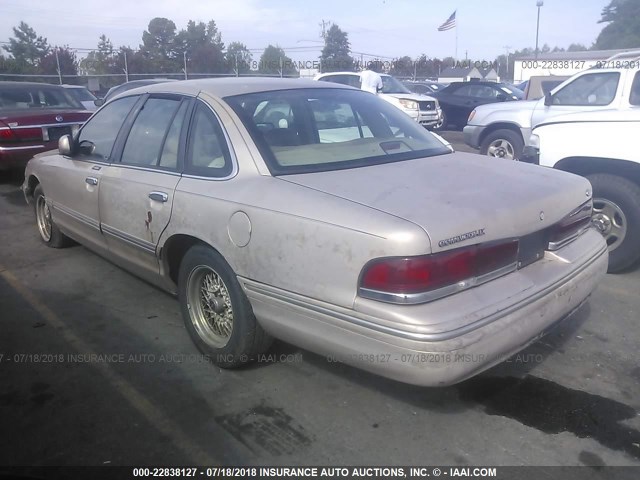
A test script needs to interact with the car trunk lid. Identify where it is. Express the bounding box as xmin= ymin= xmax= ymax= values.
xmin=282 ymin=152 xmax=591 ymax=253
